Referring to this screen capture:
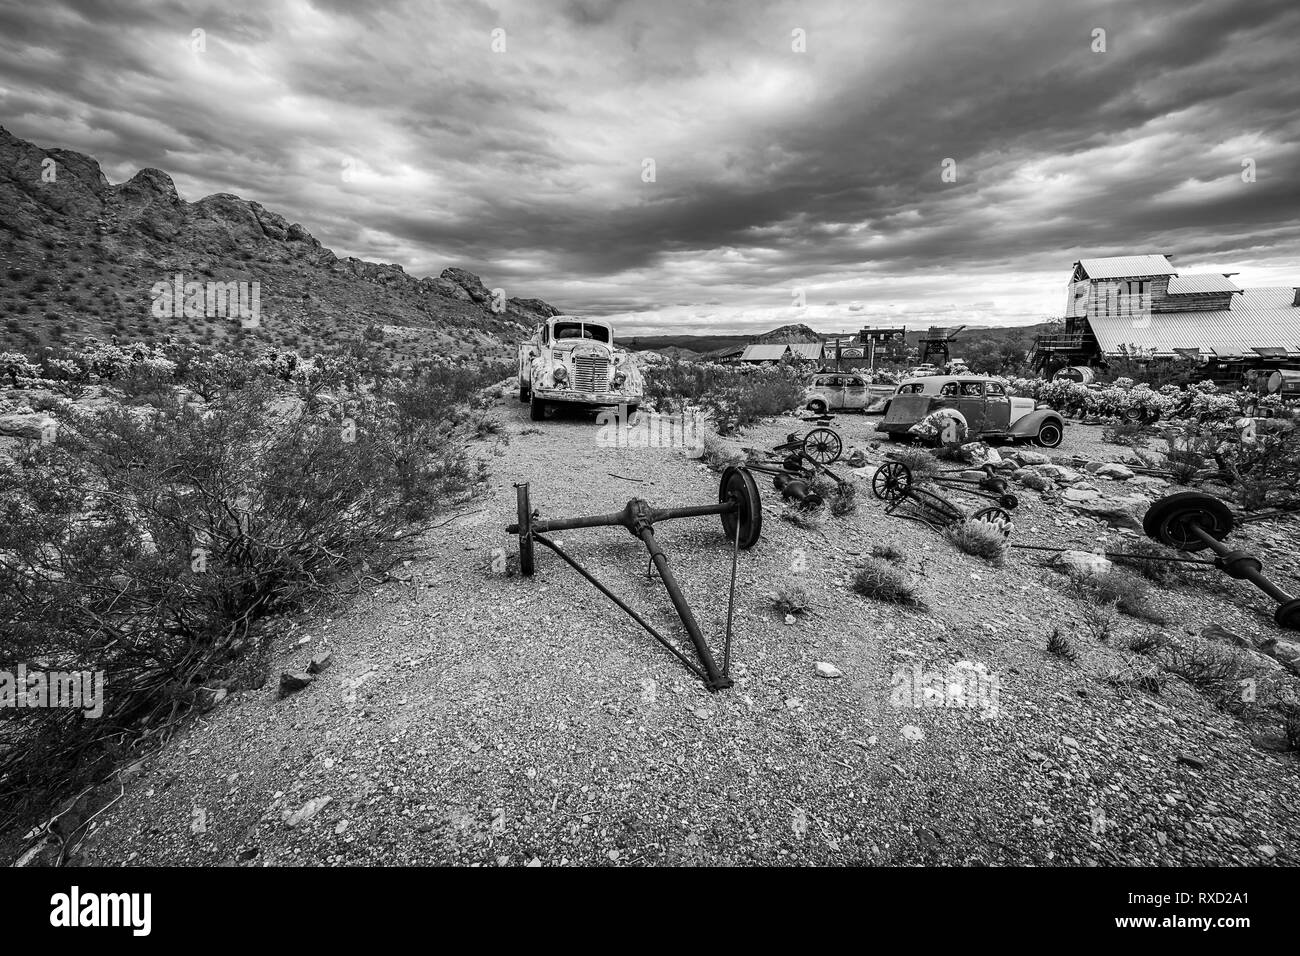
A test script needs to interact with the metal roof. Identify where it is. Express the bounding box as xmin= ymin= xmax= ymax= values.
xmin=1087 ymin=287 xmax=1300 ymax=358
xmin=1166 ymin=274 xmax=1241 ymax=295
xmin=739 ymin=344 xmax=790 ymax=361
xmin=786 ymin=343 xmax=825 ymax=359
xmin=1077 ymin=255 xmax=1176 ymax=280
